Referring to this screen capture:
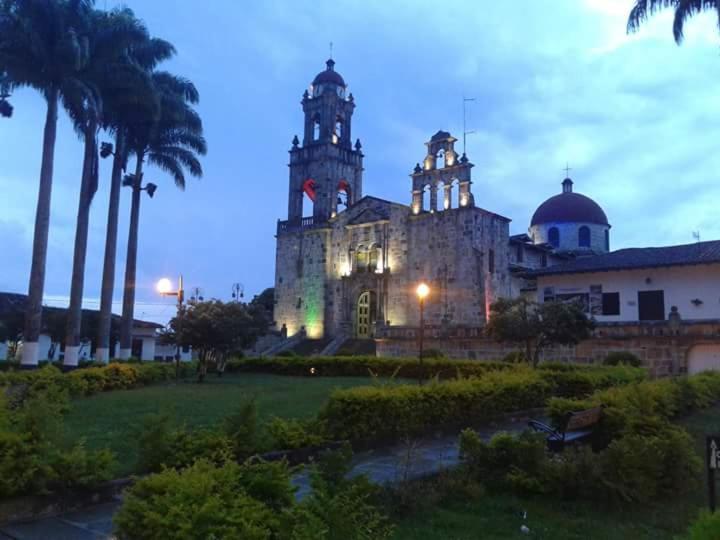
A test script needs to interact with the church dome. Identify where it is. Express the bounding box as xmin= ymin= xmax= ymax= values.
xmin=312 ymin=59 xmax=346 ymax=87
xmin=530 ymin=178 xmax=609 ymax=227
